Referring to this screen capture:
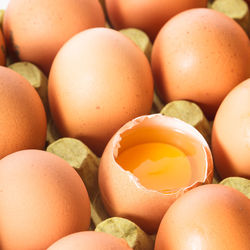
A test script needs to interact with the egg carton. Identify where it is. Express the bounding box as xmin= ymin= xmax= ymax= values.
xmin=0 ymin=0 xmax=249 ymax=249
